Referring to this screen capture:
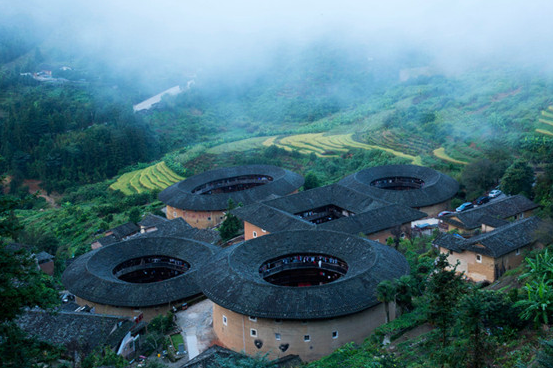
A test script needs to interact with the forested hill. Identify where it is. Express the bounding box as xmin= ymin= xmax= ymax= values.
xmin=1 ymin=26 xmax=553 ymax=196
